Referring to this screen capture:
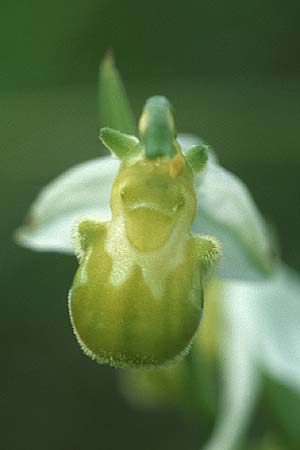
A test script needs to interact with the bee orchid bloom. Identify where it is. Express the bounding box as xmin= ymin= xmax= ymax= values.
xmin=69 ymin=96 xmax=220 ymax=369
xmin=15 ymin=56 xmax=300 ymax=450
